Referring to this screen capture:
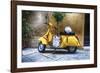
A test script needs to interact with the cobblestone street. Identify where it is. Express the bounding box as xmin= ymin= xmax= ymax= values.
xmin=22 ymin=47 xmax=90 ymax=62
